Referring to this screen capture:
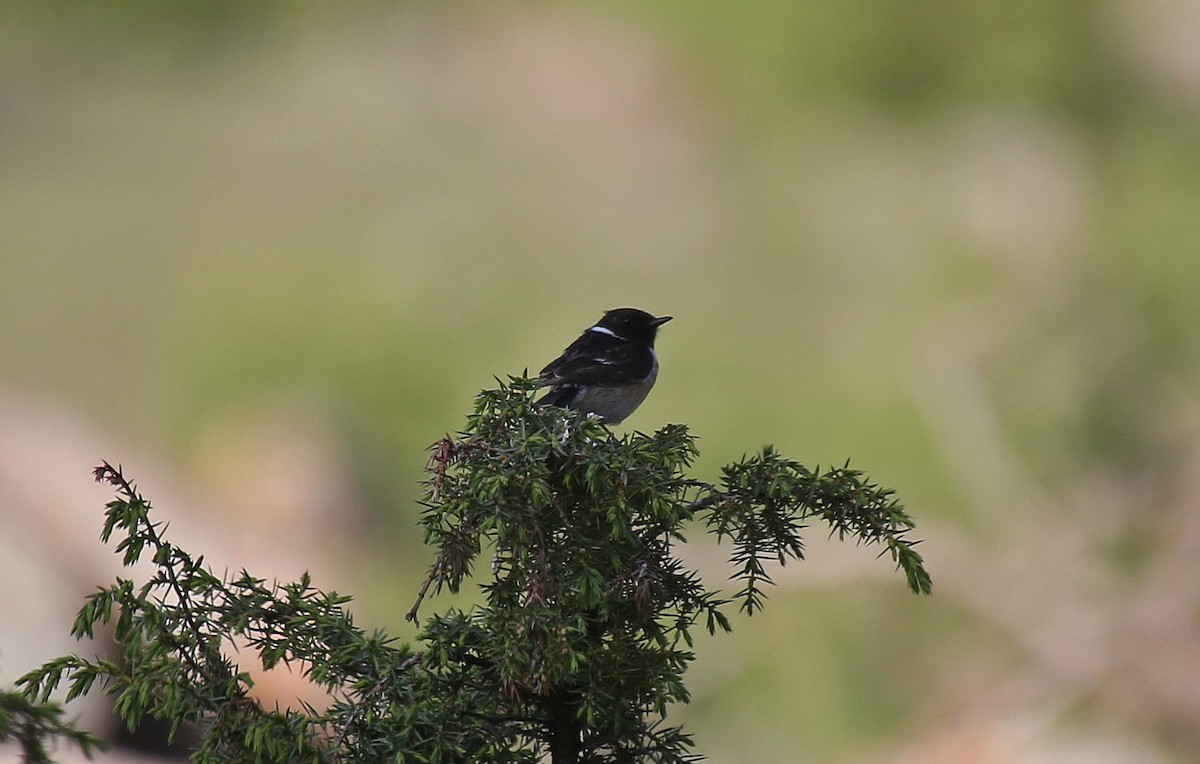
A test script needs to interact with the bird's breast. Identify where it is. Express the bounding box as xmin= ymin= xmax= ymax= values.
xmin=574 ymin=357 xmax=658 ymax=425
